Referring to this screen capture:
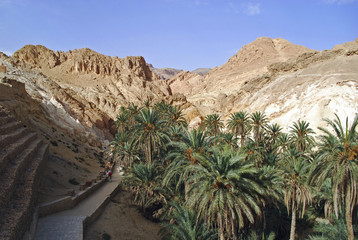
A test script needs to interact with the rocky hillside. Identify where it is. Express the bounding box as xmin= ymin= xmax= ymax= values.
xmin=0 ymin=37 xmax=357 ymax=204
xmin=2 ymin=36 xmax=358 ymax=139
xmin=11 ymin=45 xmax=174 ymax=120
xmin=167 ymin=37 xmax=358 ymax=130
